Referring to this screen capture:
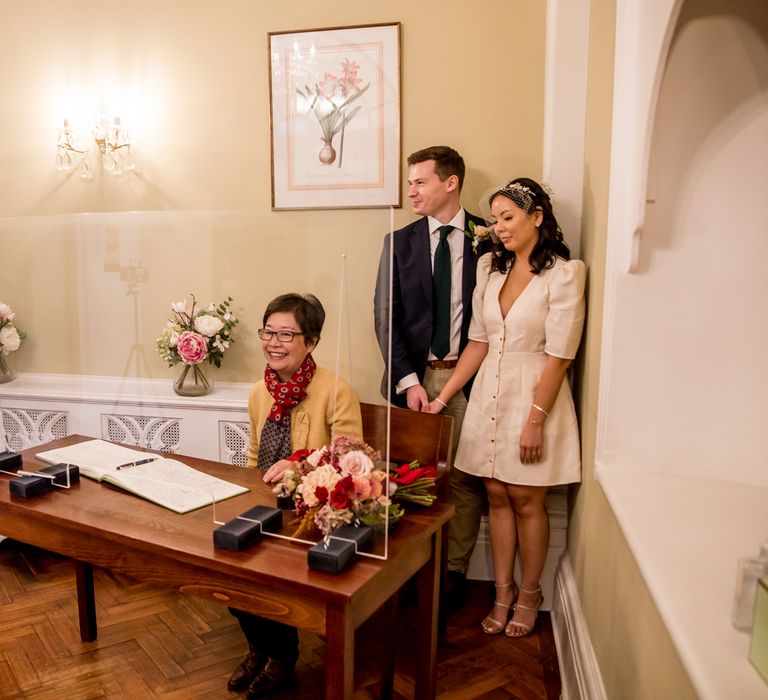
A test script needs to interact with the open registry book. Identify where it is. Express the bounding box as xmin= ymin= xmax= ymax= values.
xmin=35 ymin=439 xmax=248 ymax=514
